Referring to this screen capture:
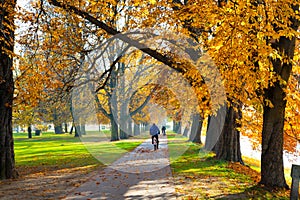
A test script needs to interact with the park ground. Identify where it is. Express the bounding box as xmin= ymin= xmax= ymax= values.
xmin=0 ymin=131 xmax=294 ymax=199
